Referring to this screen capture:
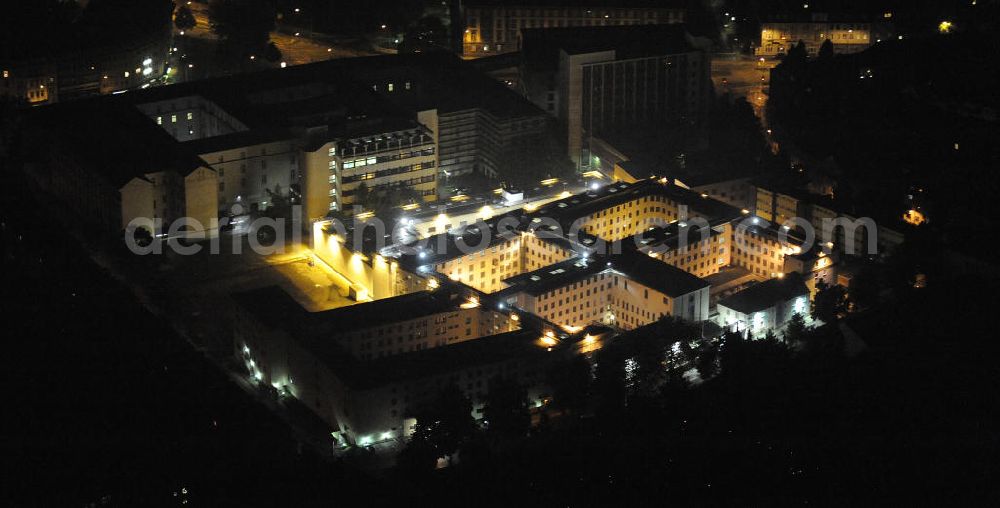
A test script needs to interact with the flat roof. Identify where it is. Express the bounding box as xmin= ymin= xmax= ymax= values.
xmin=503 ymin=256 xmax=606 ymax=296
xmin=717 ymin=272 xmax=809 ymax=315
xmin=610 ymin=249 xmax=710 ymax=298
xmin=533 ymin=179 xmax=743 ymax=230
xmin=232 ymin=285 xmax=474 ymax=340
xmin=395 ymin=211 xmax=530 ymax=270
